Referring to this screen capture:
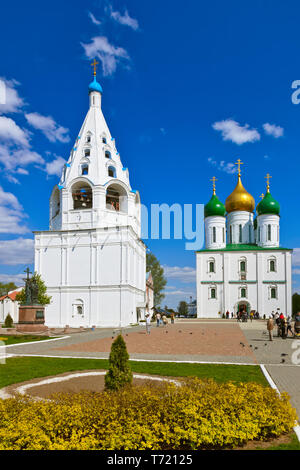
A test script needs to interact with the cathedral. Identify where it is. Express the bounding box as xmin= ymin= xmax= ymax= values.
xmin=34 ymin=65 xmax=146 ymax=328
xmin=196 ymin=161 xmax=292 ymax=318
